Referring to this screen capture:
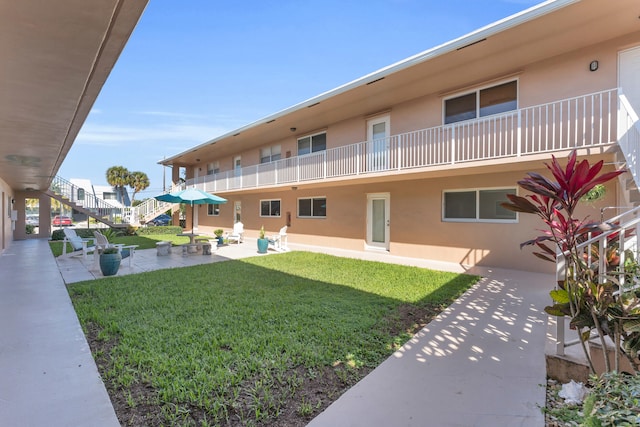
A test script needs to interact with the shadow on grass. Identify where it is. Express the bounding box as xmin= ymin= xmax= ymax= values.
xmin=68 ymin=251 xmax=479 ymax=426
